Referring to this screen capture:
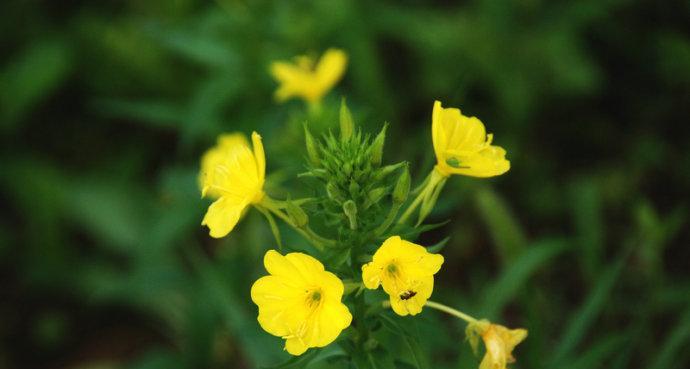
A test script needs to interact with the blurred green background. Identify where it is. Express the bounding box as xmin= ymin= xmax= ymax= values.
xmin=1 ymin=0 xmax=689 ymax=368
